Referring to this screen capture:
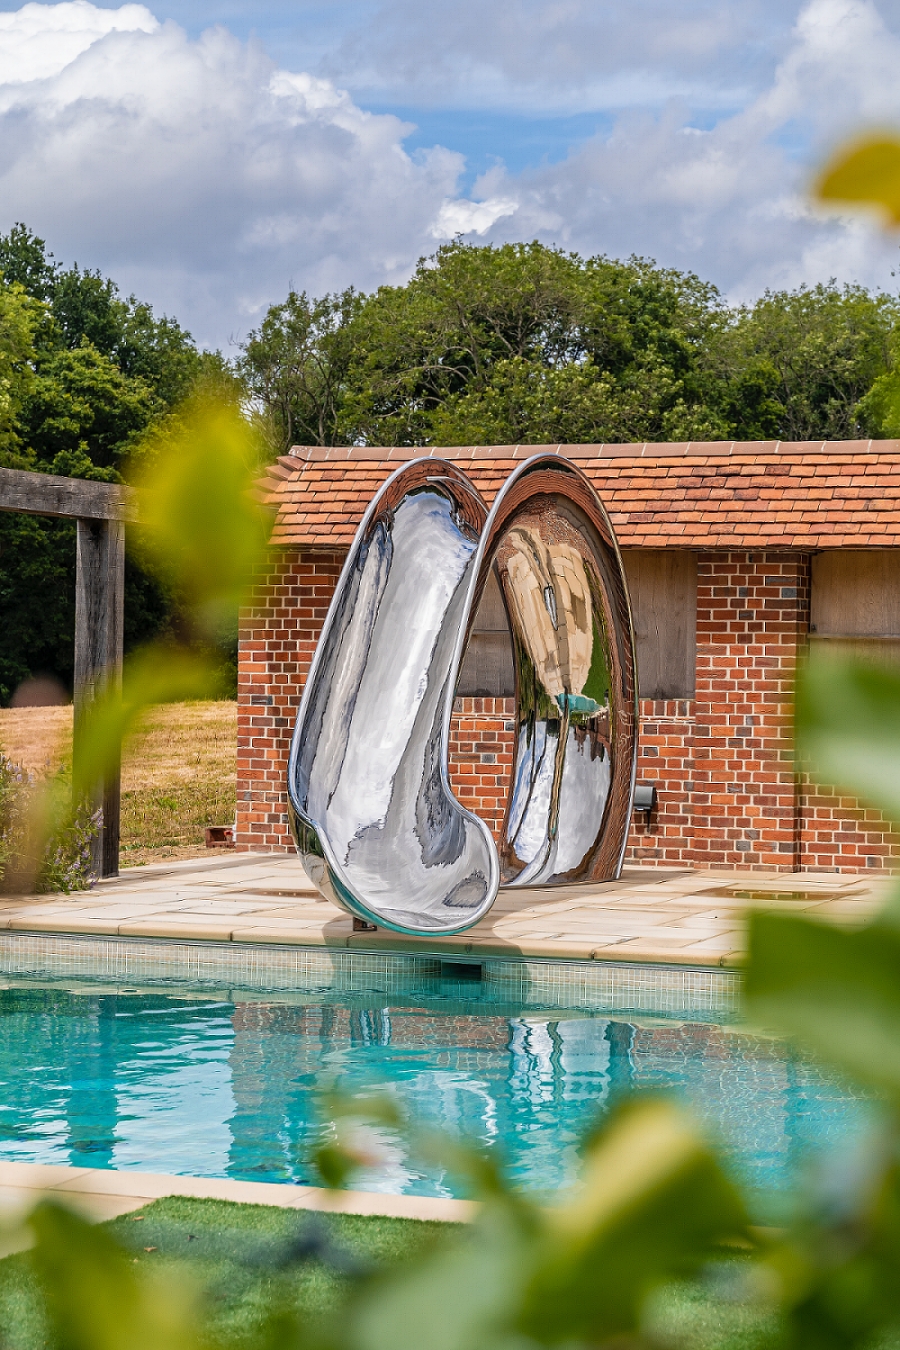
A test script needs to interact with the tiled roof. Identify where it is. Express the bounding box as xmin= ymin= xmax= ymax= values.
xmin=261 ymin=441 xmax=900 ymax=550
